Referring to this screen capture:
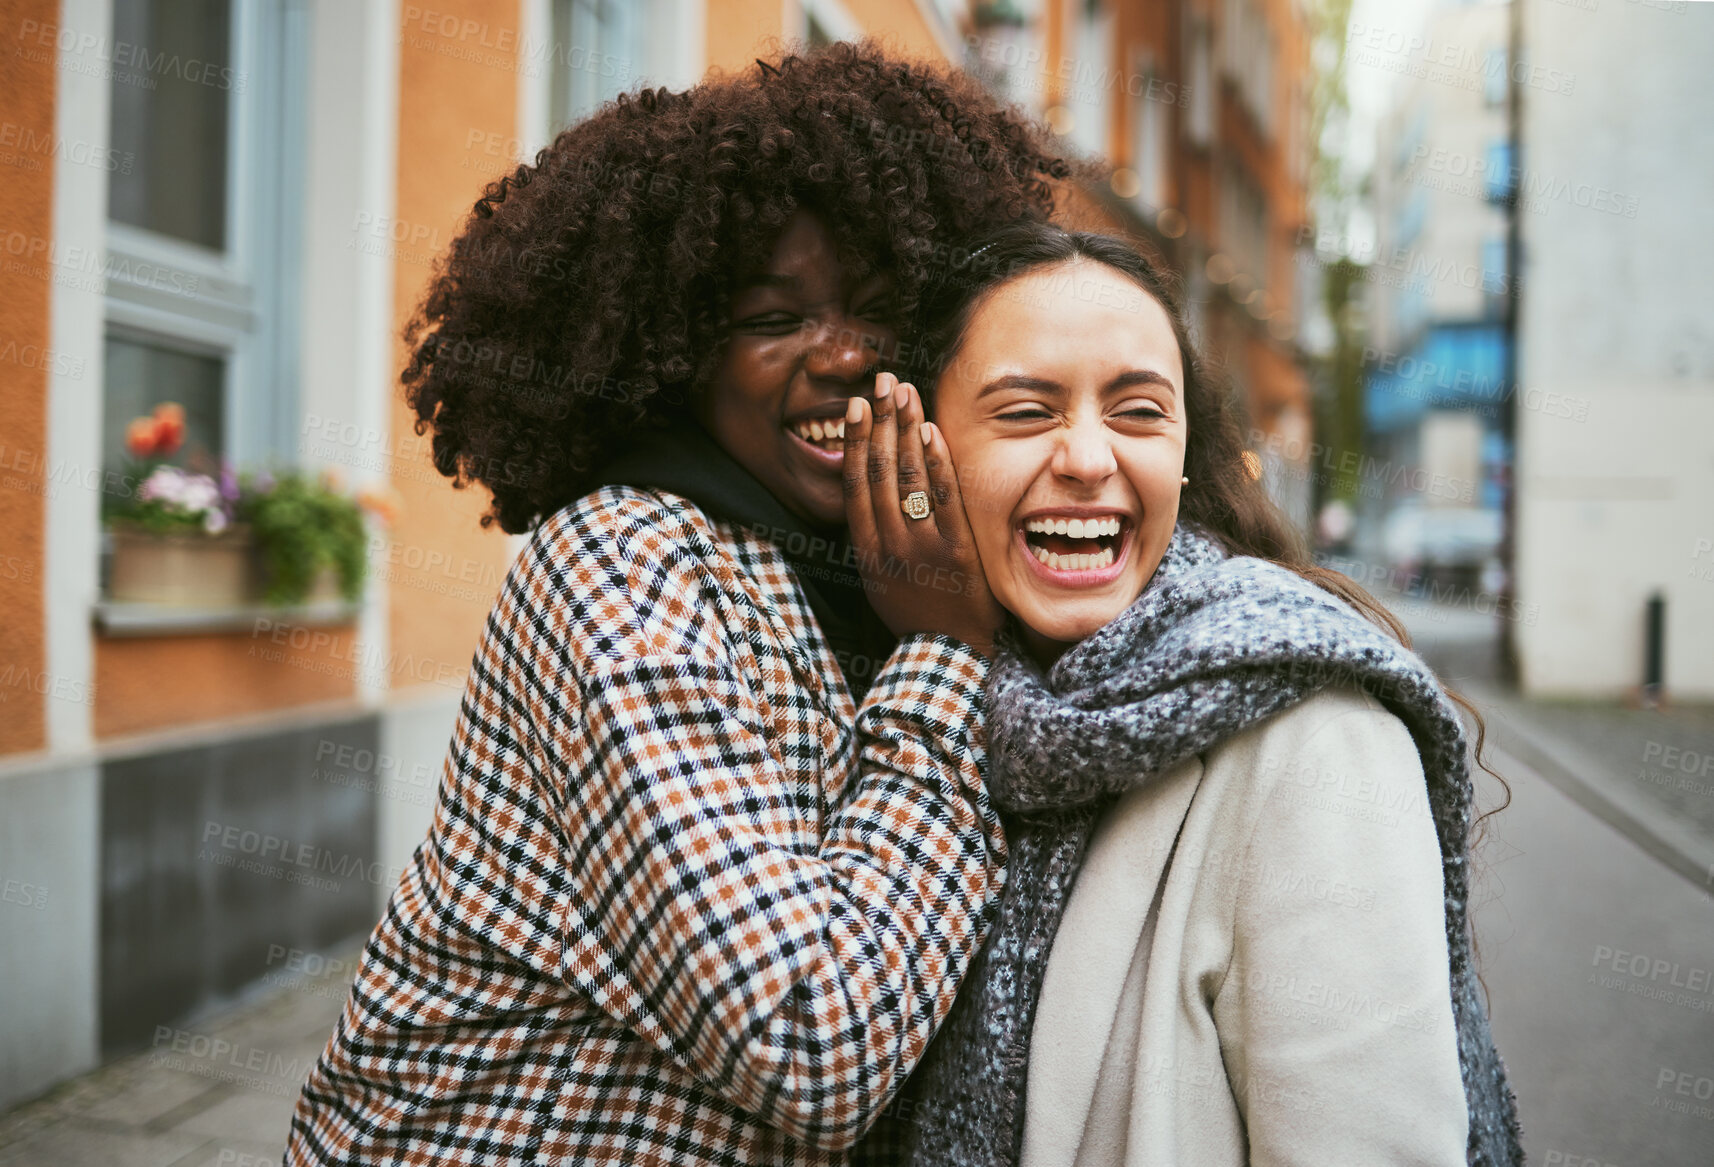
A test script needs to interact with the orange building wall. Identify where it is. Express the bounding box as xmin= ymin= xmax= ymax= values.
xmin=385 ymin=0 xmax=523 ymax=698
xmin=708 ymin=0 xmax=948 ymax=77
xmin=93 ymin=628 xmax=365 ymax=739
xmin=843 ymin=0 xmax=946 ymax=60
xmin=708 ymin=0 xmax=794 ymax=73
xmin=0 ymin=0 xmax=63 ymax=755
